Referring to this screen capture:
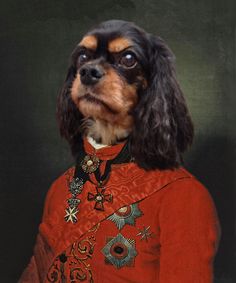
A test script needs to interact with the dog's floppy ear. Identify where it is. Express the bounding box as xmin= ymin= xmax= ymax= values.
xmin=56 ymin=62 xmax=83 ymax=155
xmin=130 ymin=35 xmax=194 ymax=170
